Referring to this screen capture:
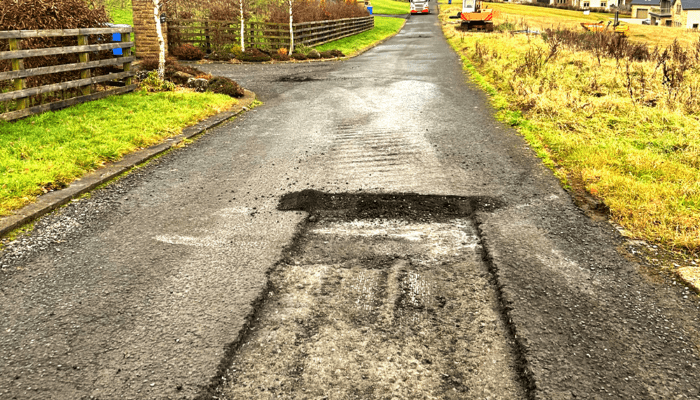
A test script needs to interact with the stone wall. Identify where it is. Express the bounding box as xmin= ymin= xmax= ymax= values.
xmin=132 ymin=0 xmax=168 ymax=58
